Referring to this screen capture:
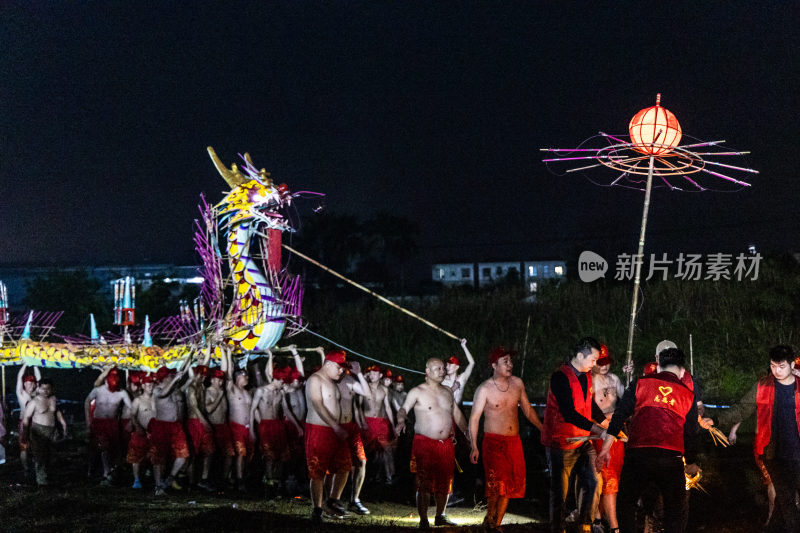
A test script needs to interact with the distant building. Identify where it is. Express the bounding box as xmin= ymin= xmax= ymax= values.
xmin=432 ymin=259 xmax=566 ymax=292
xmin=0 ymin=264 xmax=200 ymax=310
